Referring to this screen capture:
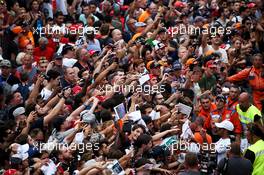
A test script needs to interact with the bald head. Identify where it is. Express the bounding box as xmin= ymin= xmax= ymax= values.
xmin=239 ymin=92 xmax=249 ymax=100
xmin=112 ymin=29 xmax=122 ymax=42
xmin=239 ymin=92 xmax=251 ymax=112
